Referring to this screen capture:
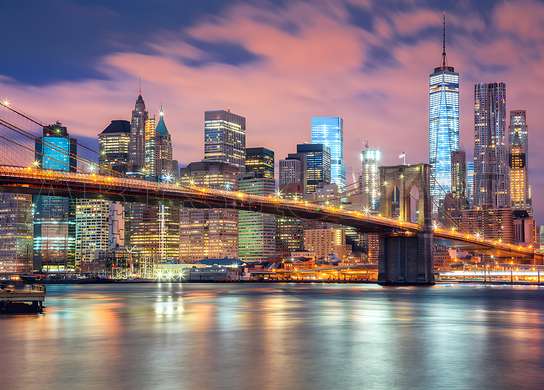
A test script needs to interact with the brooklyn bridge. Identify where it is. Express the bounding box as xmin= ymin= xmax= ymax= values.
xmin=0 ymin=164 xmax=539 ymax=285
